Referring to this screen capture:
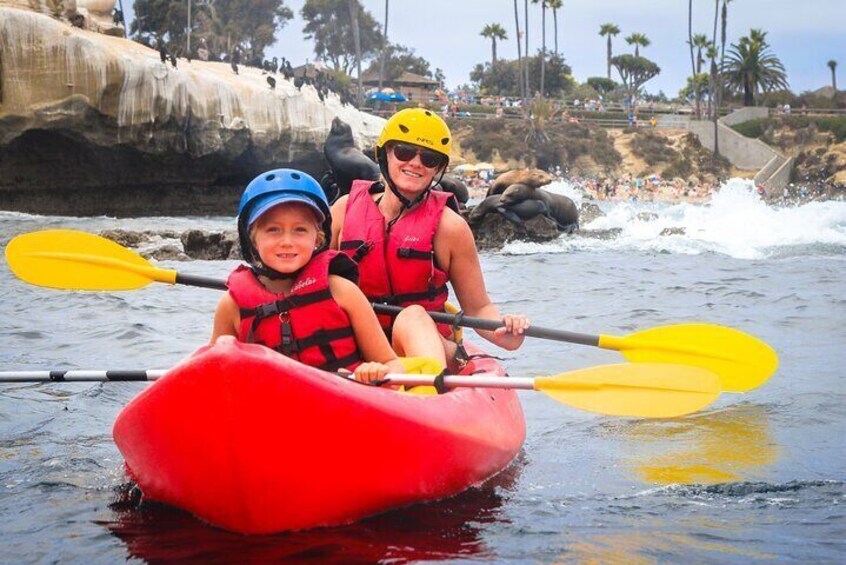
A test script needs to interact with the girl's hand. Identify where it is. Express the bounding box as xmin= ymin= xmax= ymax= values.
xmin=353 ymin=362 xmax=392 ymax=385
xmin=492 ymin=314 xmax=530 ymax=350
